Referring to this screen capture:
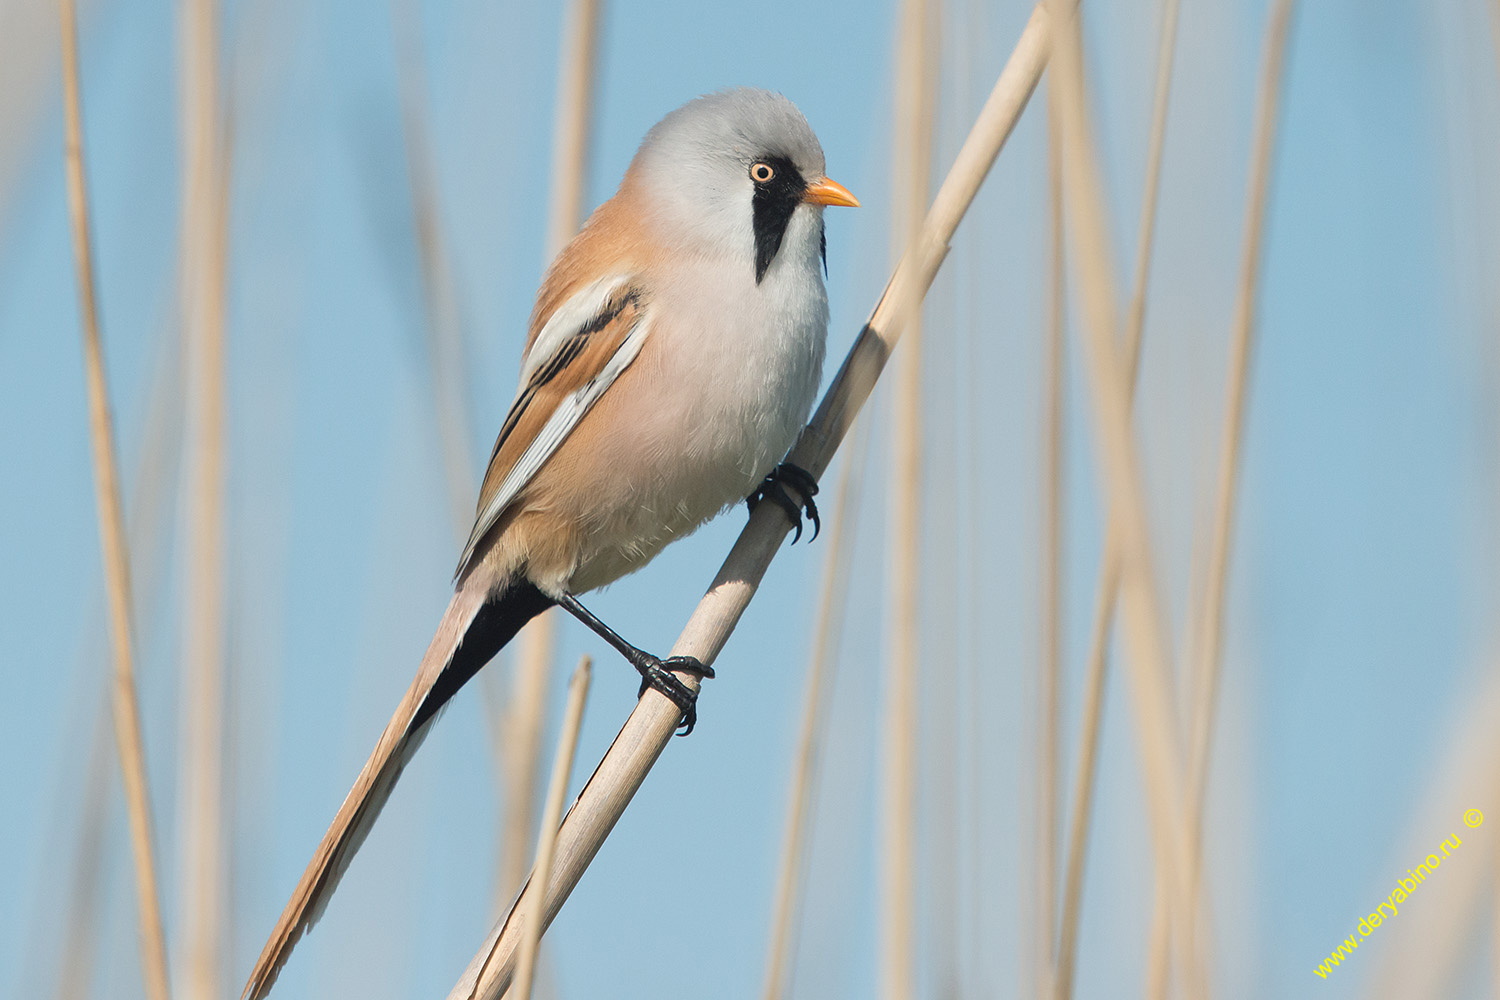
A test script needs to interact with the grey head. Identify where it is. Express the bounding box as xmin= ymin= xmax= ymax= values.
xmin=627 ymin=88 xmax=858 ymax=283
